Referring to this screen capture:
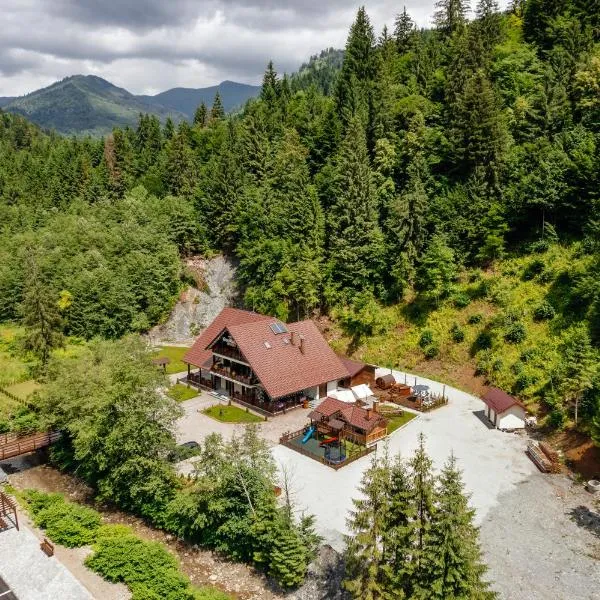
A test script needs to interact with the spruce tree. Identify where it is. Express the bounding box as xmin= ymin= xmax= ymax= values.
xmin=394 ymin=7 xmax=416 ymax=54
xmin=427 ymin=455 xmax=496 ymax=599
xmin=268 ymin=518 xmax=309 ymax=588
xmin=407 ymin=433 xmax=437 ymax=597
xmin=381 ymin=454 xmax=415 ymax=597
xmin=163 ymin=117 xmax=175 ymax=140
xmin=344 ymin=453 xmax=392 ymax=600
xmin=193 ymin=102 xmax=207 ymax=127
xmin=434 ymin=0 xmax=469 ymax=37
xmin=20 ymin=253 xmax=64 ymax=367
xmin=335 ymin=7 xmax=378 ymax=128
xmin=474 ymin=0 xmax=503 ymax=61
xmin=210 ymin=91 xmax=225 ymax=121
xmin=328 ymin=116 xmax=385 ymax=298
